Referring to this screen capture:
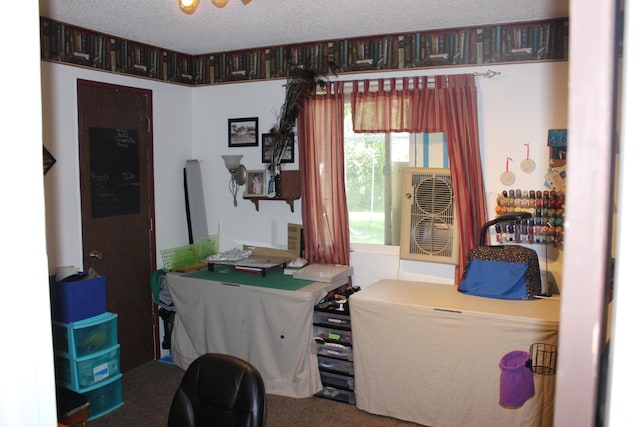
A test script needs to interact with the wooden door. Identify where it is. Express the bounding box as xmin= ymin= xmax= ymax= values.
xmin=77 ymin=80 xmax=156 ymax=372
